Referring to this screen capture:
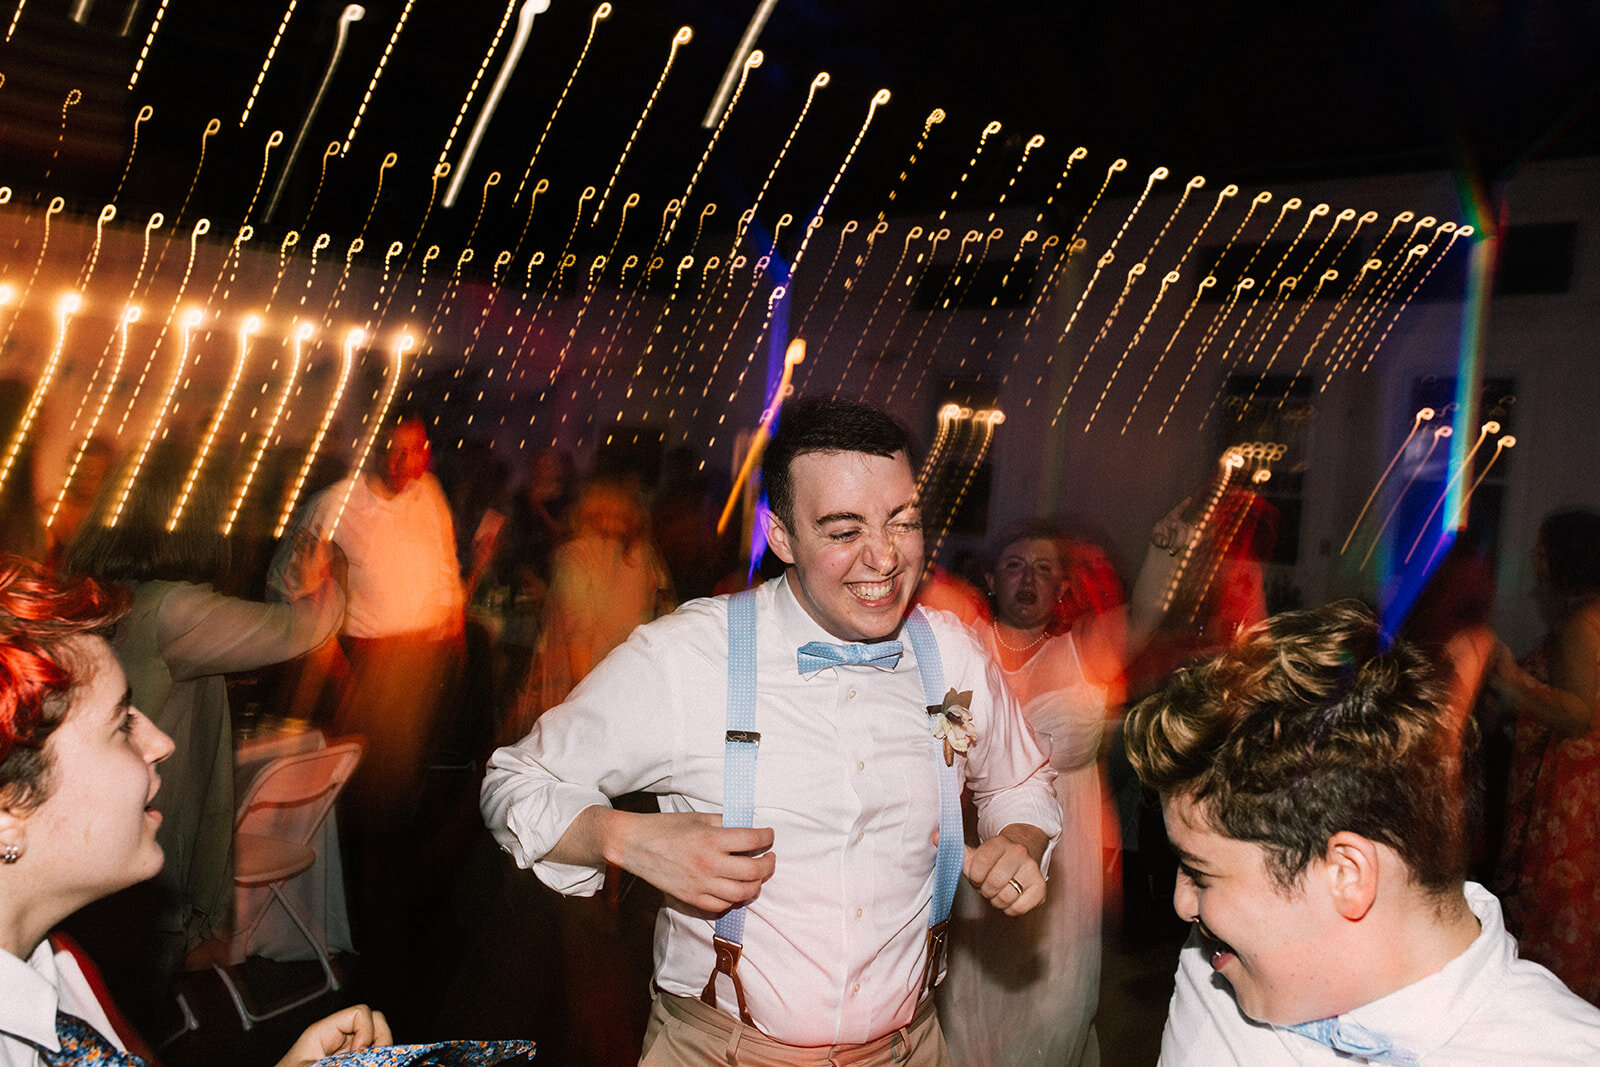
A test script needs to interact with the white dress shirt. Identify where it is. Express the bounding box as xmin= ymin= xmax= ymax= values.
xmin=1159 ymin=882 xmax=1600 ymax=1065
xmin=482 ymin=574 xmax=1061 ymax=1046
xmin=1 ymin=940 xmax=127 ymax=1067
xmin=273 ymin=472 xmax=462 ymax=638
